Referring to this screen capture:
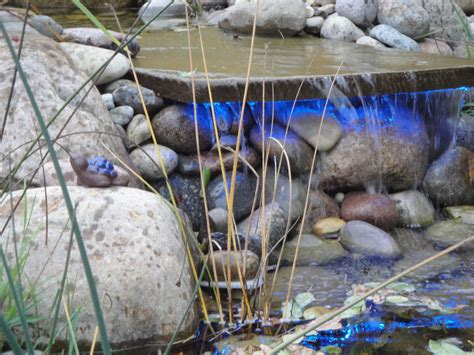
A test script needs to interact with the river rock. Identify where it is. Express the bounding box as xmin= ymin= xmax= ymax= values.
xmin=62 ymin=27 xmax=140 ymax=56
xmin=209 ymin=232 xmax=267 ymax=260
xmin=152 ymin=105 xmax=214 ymax=154
xmin=103 ymin=79 xmax=138 ymax=94
xmin=311 ymin=217 xmax=346 ymax=236
xmin=206 ymin=250 xmax=260 ymax=280
xmin=207 ymin=171 xmax=259 ymax=222
xmin=422 ymin=0 xmax=470 ymax=43
xmin=314 ymin=4 xmax=336 ymax=17
xmin=261 ymin=167 xmax=306 ymax=221
xmin=157 ymin=174 xmax=205 ymax=231
xmin=237 ymin=202 xmax=289 ymax=246
xmin=389 ymin=190 xmax=435 ymax=228
xmin=110 ymin=105 xmax=134 ymax=126
xmin=356 ymin=36 xmax=387 ymax=48
xmin=300 ymin=190 xmax=340 ymax=233
xmin=139 ymin=0 xmax=186 ymax=21
xmin=218 ymin=0 xmax=307 ymax=36
xmin=444 ymin=206 xmax=474 ymax=225
xmin=369 ymin=24 xmax=420 ymax=51
xmin=177 ymin=146 xmax=261 ymax=175
xmin=249 ymin=123 xmax=314 ymax=177
xmin=377 ymin=0 xmax=430 ymax=38
xmin=129 ymin=143 xmax=178 ymax=180
xmin=127 ymin=114 xmax=152 ymax=147
xmin=316 ymin=111 xmax=430 ymax=192
xmin=456 ymin=113 xmax=474 ymax=151
xmin=305 ymin=16 xmax=325 ymax=35
xmin=281 ymin=234 xmax=348 ymax=266
xmin=113 ymin=85 xmax=164 ymax=115
xmin=419 ymin=38 xmax=453 ymax=56
xmin=341 ymin=192 xmax=398 ymax=230
xmin=422 ymin=146 xmax=474 ymax=206
xmin=320 ymin=15 xmax=365 ymax=42
xmin=275 ymin=111 xmax=343 ymax=151
xmin=425 ymin=221 xmax=474 ymax=251
xmin=0 ymin=33 xmax=131 ymax=186
xmin=0 ymin=186 xmax=198 ymax=348
xmin=101 ymin=93 xmax=115 ymax=110
xmin=335 ymin=0 xmax=377 ymax=27
xmin=340 ymin=221 xmax=402 ymax=258
xmin=29 ymin=15 xmax=63 ymax=39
